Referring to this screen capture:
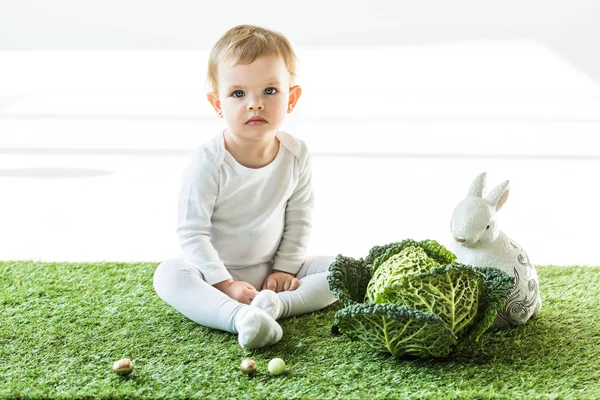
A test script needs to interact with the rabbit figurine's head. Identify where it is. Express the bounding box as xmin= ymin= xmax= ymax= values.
xmin=450 ymin=172 xmax=510 ymax=247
